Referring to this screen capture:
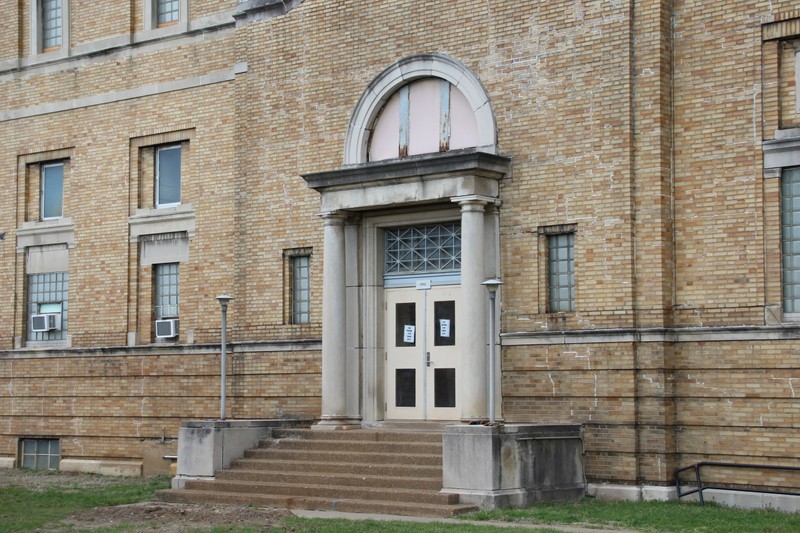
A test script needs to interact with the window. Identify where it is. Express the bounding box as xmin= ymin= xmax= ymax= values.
xmin=156 ymin=145 xmax=181 ymax=207
xmin=368 ymin=79 xmax=478 ymax=161
xmin=154 ymin=263 xmax=179 ymax=319
xmin=291 ymin=255 xmax=311 ymax=324
xmin=41 ymin=162 xmax=64 ymax=219
xmin=384 ymin=223 xmax=461 ymax=275
xmin=41 ymin=0 xmax=63 ymax=51
xmin=547 ymin=232 xmax=575 ymax=313
xmin=20 ymin=438 xmax=60 ymax=470
xmin=782 ymin=167 xmax=800 ymax=316
xmin=27 ymin=271 xmax=68 ymax=342
xmin=156 ymin=0 xmax=179 ymax=26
